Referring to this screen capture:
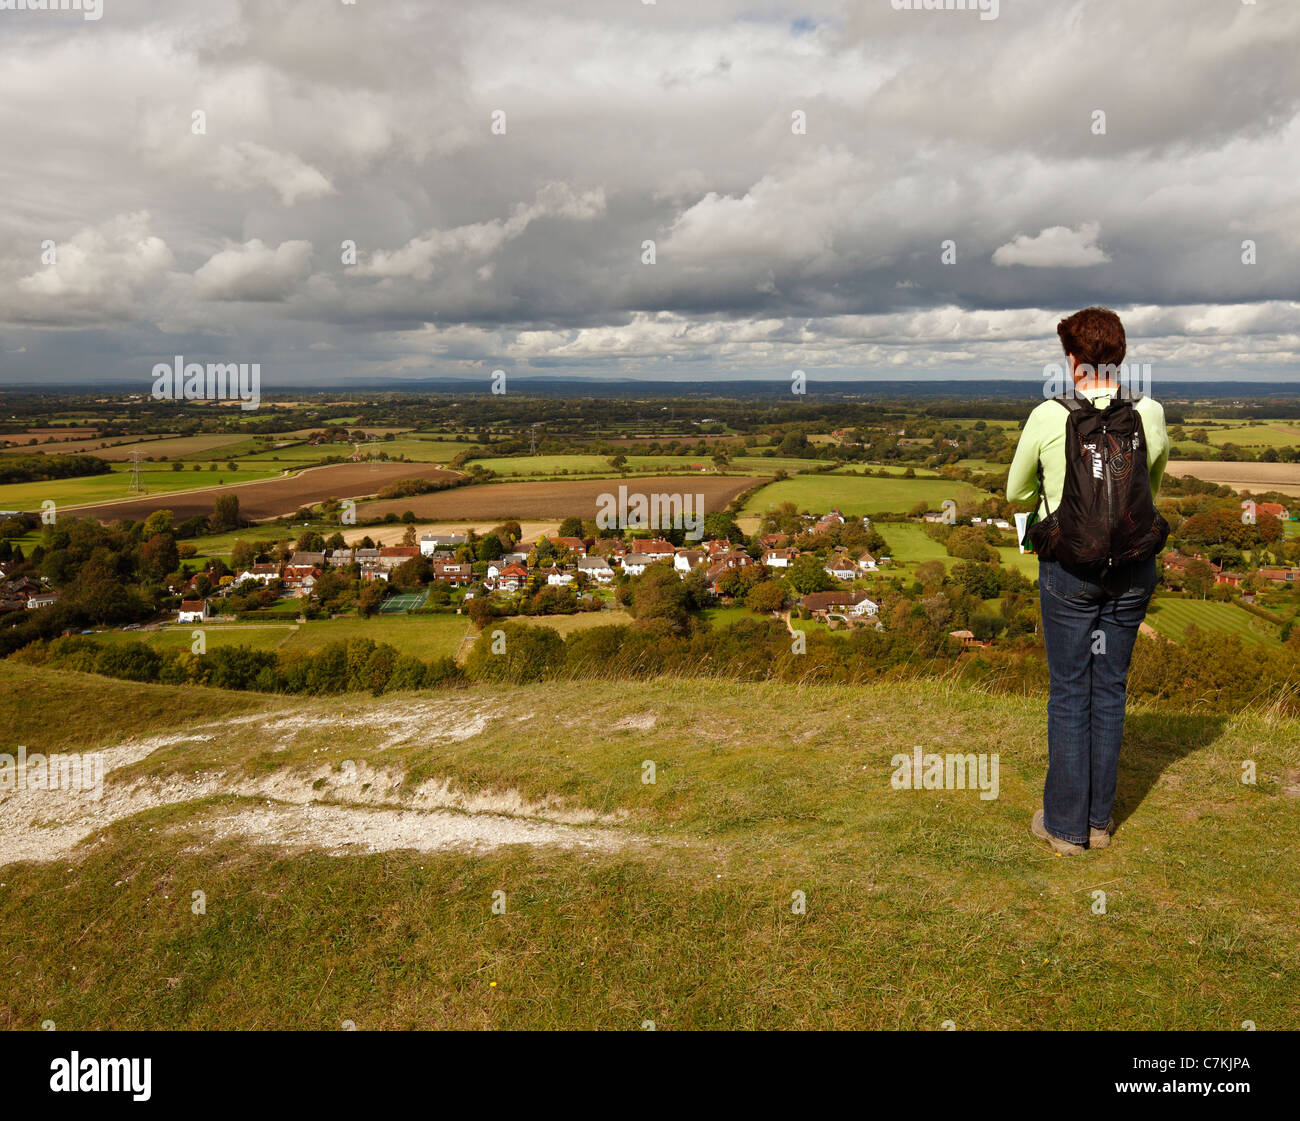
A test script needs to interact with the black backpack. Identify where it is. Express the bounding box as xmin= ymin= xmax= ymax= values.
xmin=1026 ymin=390 xmax=1169 ymax=572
